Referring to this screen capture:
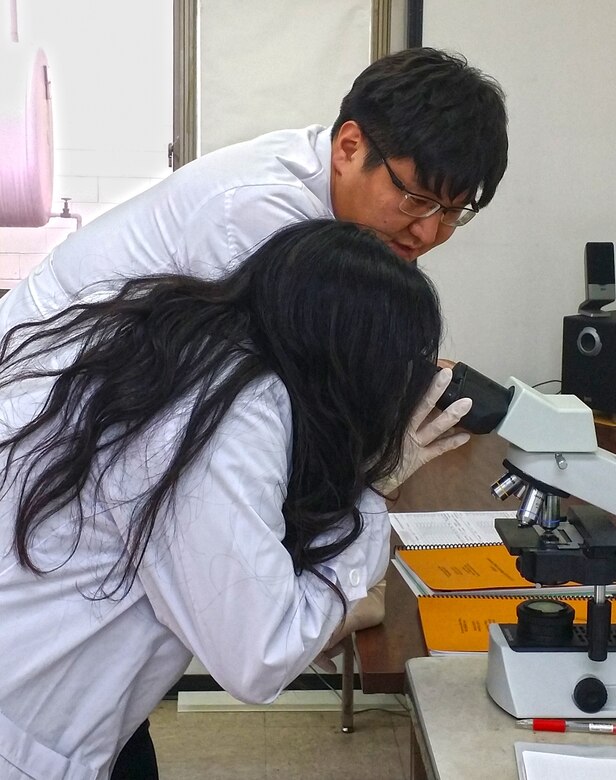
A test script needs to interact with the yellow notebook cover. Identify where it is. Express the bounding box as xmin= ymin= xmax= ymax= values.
xmin=417 ymin=595 xmax=616 ymax=654
xmin=396 ymin=544 xmax=533 ymax=593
